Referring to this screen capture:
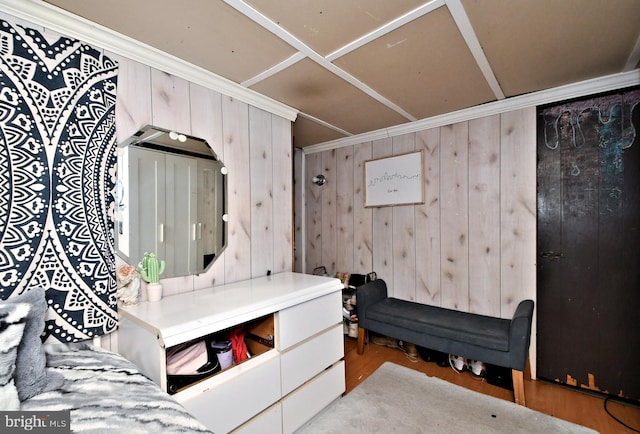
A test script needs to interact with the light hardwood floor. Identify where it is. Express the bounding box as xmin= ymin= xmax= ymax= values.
xmin=343 ymin=337 xmax=640 ymax=434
